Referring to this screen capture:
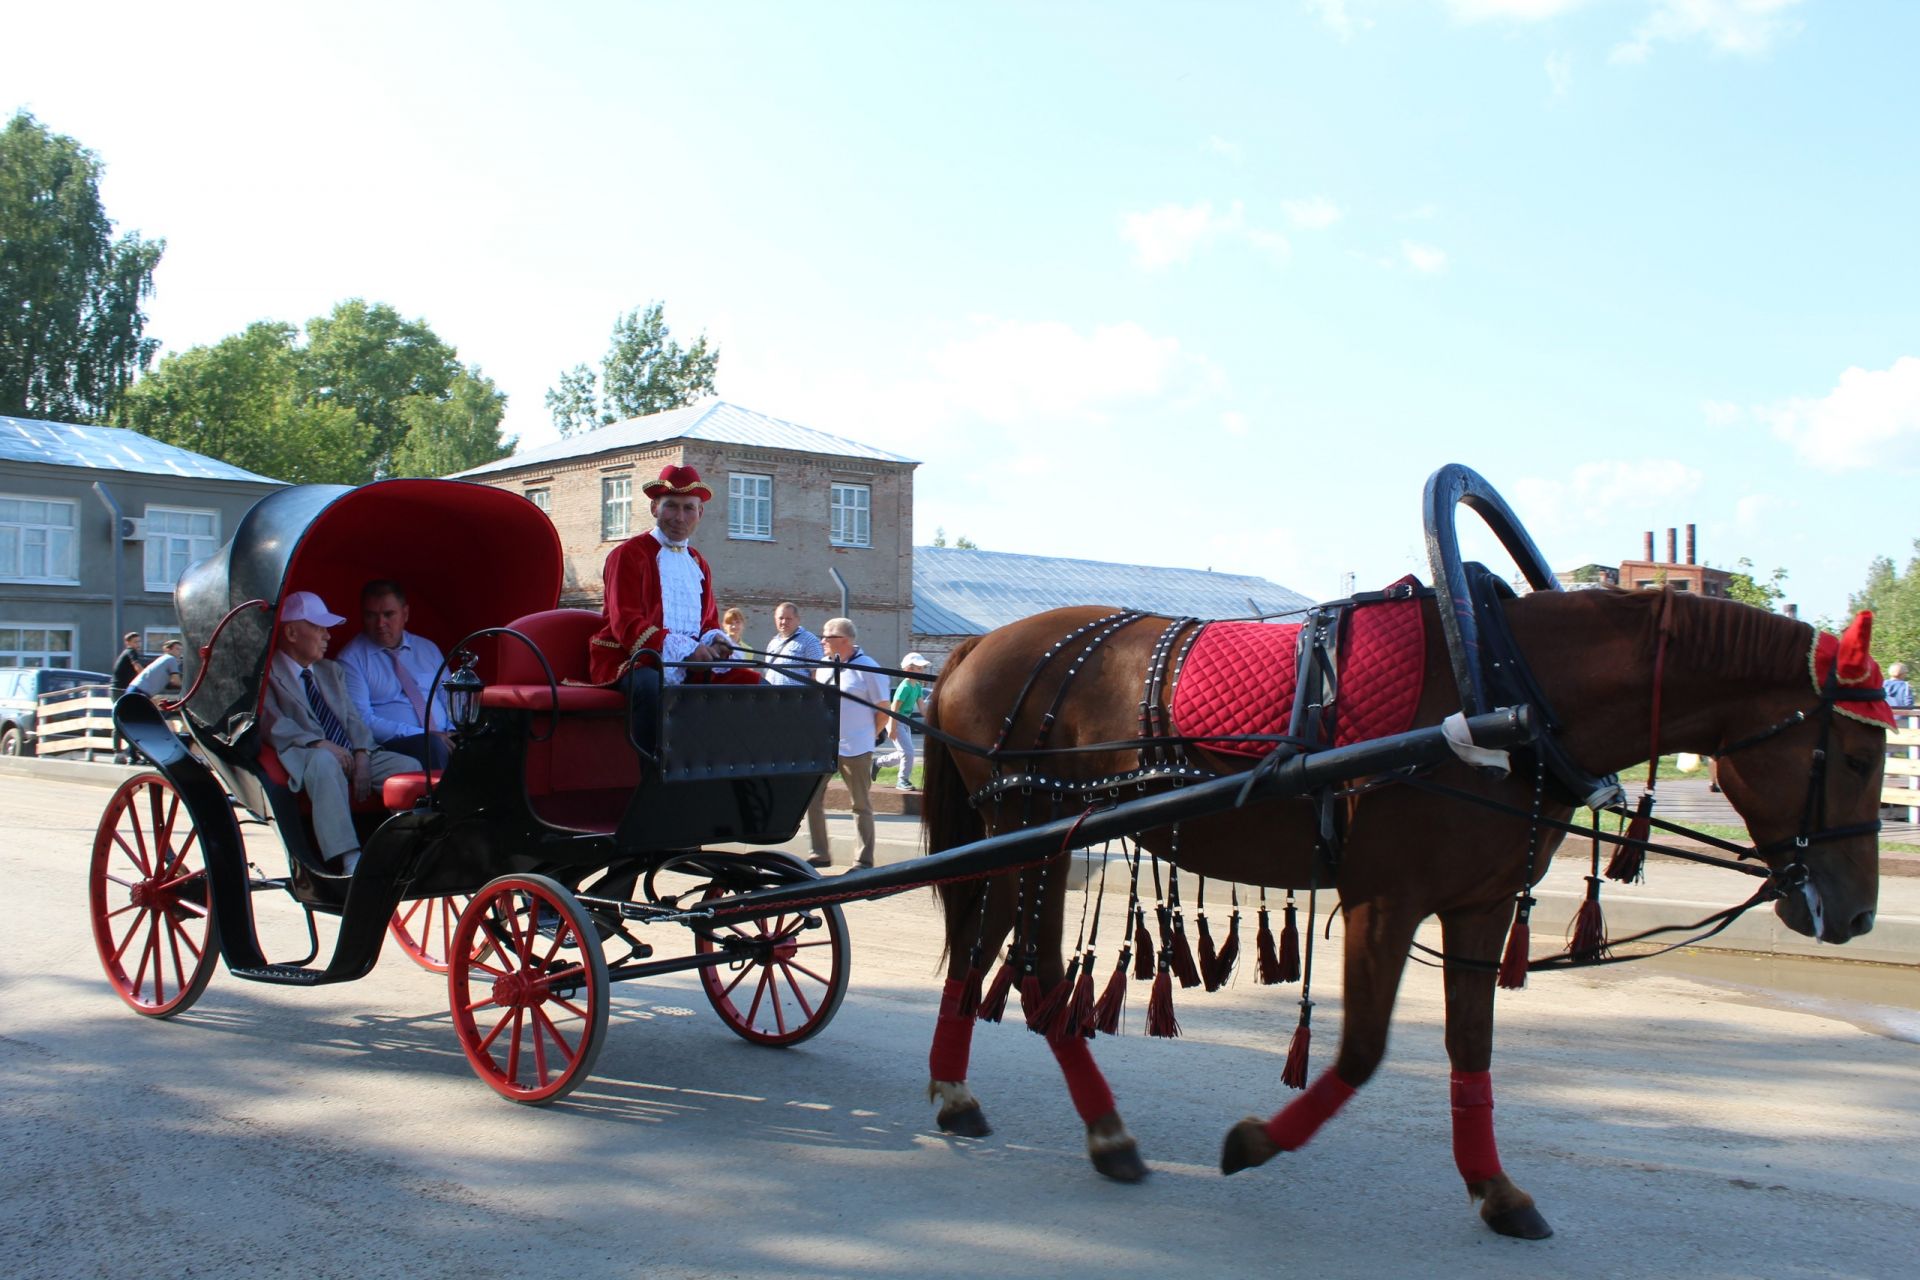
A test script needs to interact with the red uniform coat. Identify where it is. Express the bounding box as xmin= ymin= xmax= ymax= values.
xmin=587 ymin=531 xmax=721 ymax=685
